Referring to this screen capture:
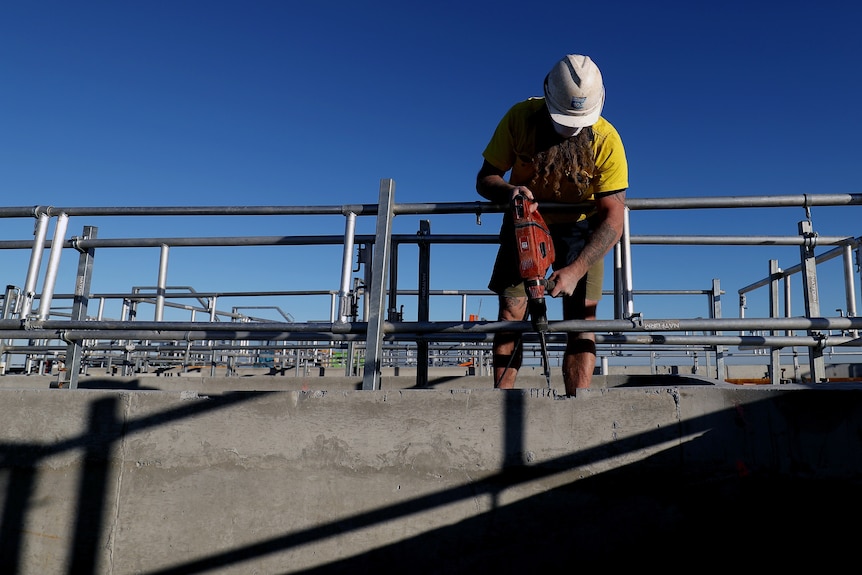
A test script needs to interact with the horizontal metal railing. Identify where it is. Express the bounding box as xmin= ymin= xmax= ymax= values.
xmin=0 ymin=181 xmax=859 ymax=388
